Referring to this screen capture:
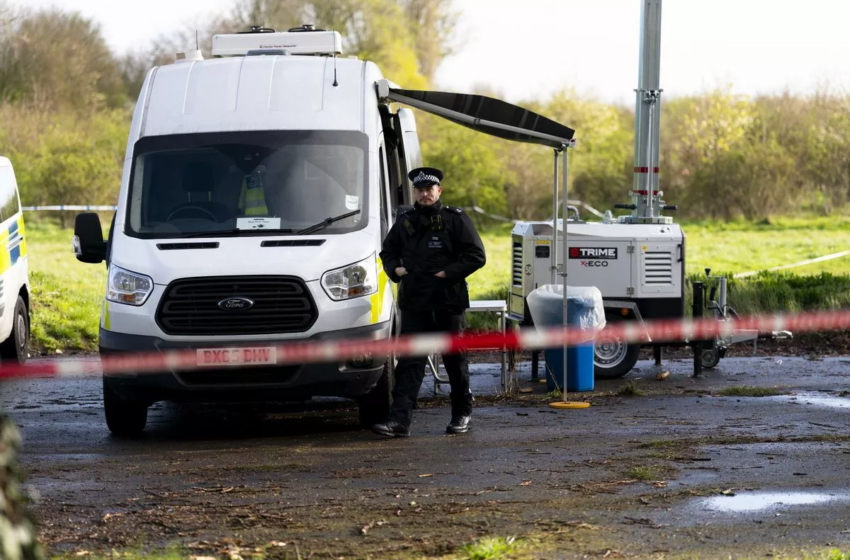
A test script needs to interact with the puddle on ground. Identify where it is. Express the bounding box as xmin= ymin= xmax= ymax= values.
xmin=786 ymin=392 xmax=850 ymax=409
xmin=699 ymin=491 xmax=848 ymax=513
